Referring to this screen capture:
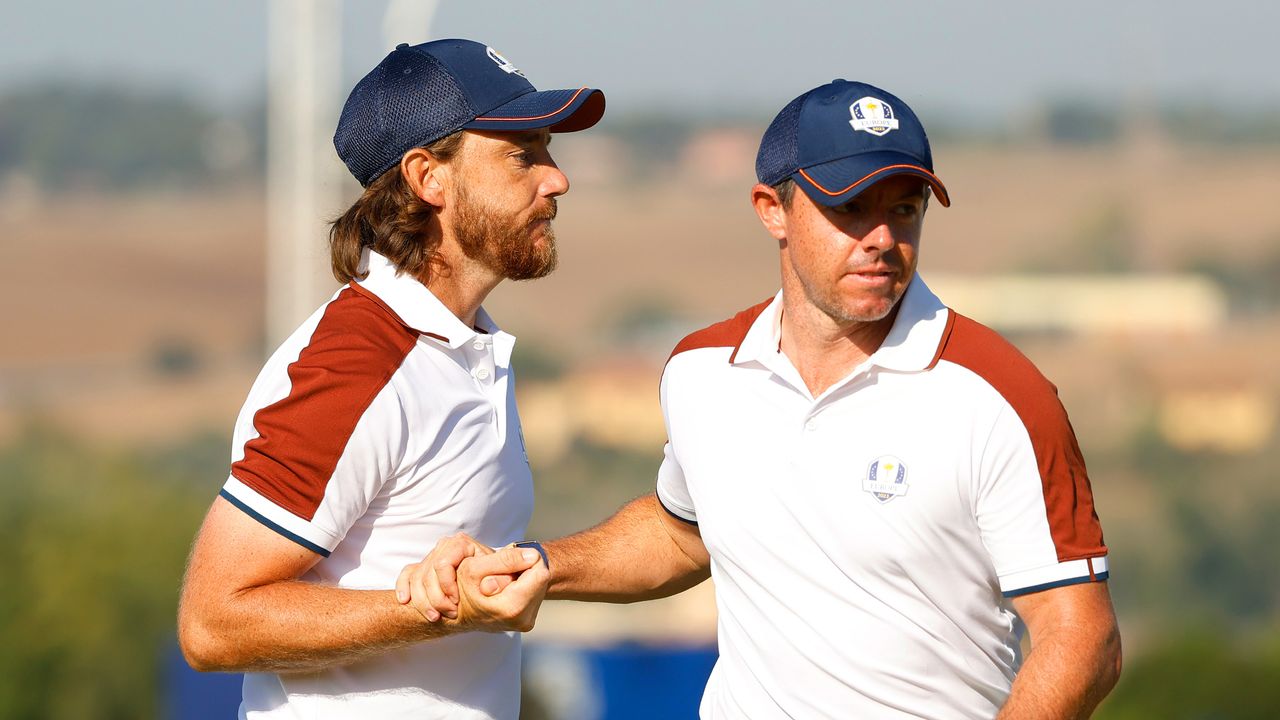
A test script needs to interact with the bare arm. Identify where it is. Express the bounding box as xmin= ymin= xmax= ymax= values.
xmin=403 ymin=493 xmax=710 ymax=619
xmin=178 ymin=496 xmax=543 ymax=673
xmin=997 ymin=581 xmax=1122 ymax=719
xmin=545 ymin=493 xmax=710 ymax=602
